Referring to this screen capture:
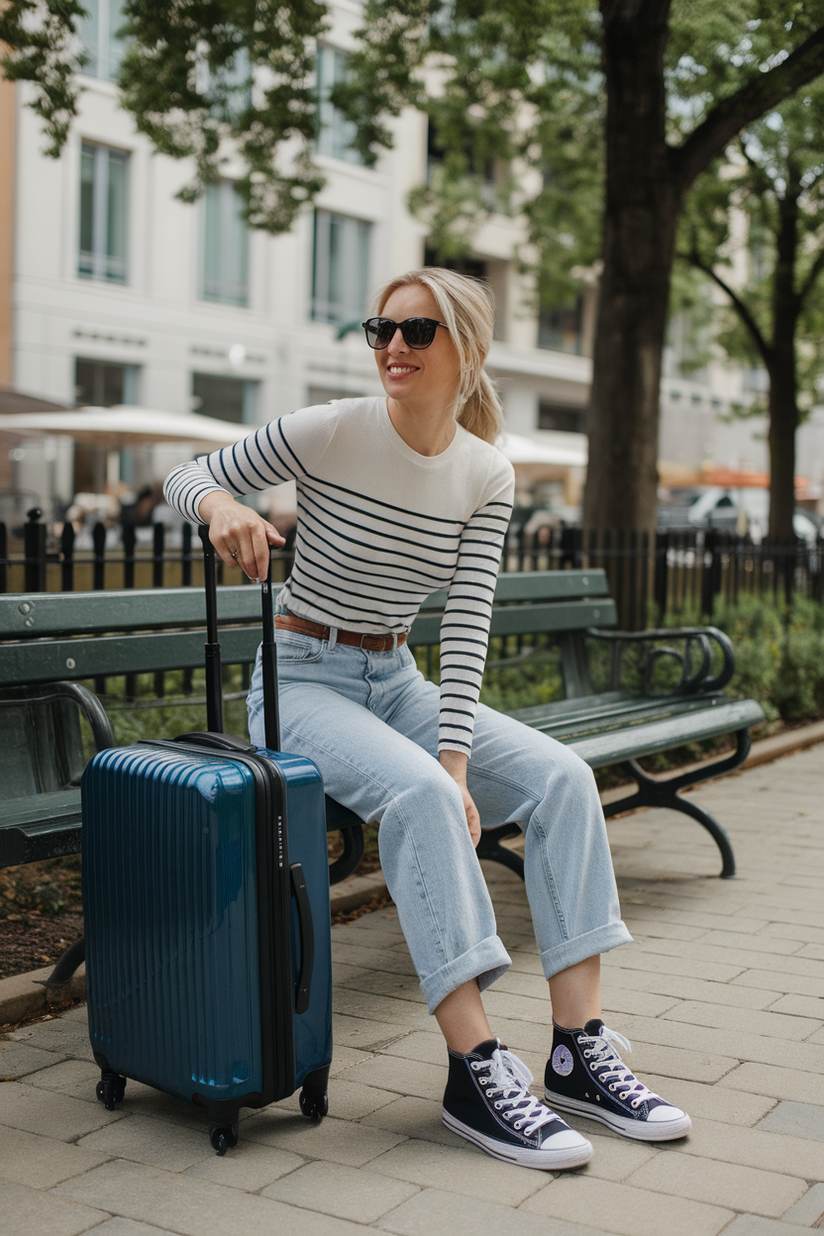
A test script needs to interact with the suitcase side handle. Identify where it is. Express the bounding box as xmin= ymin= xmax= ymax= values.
xmin=290 ymin=862 xmax=314 ymax=1015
